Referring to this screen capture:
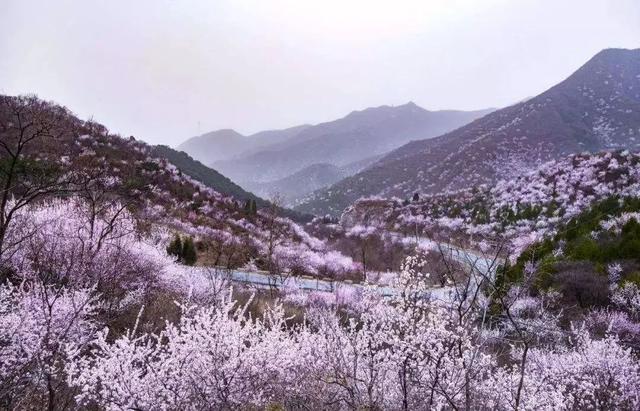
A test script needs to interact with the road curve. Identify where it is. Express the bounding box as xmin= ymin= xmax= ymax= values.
xmin=194 ymin=241 xmax=500 ymax=299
